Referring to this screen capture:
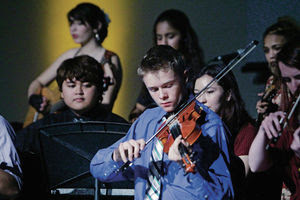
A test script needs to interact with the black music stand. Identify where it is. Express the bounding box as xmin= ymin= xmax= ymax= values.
xmin=38 ymin=121 xmax=134 ymax=200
